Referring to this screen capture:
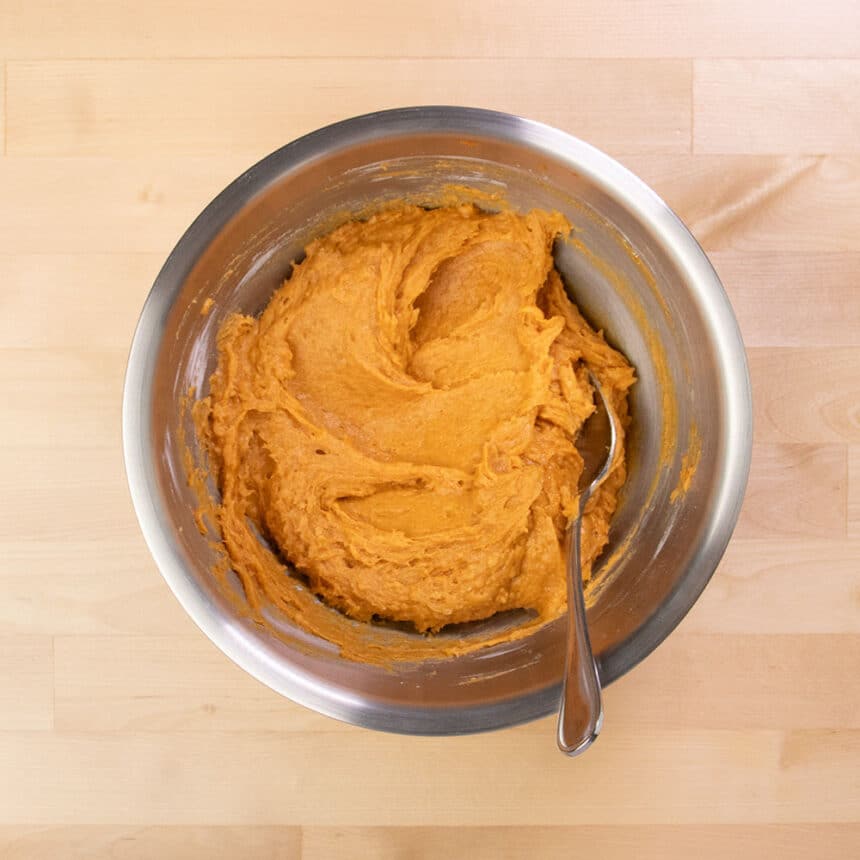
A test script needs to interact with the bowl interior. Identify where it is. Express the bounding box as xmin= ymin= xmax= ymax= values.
xmin=128 ymin=111 xmax=749 ymax=733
